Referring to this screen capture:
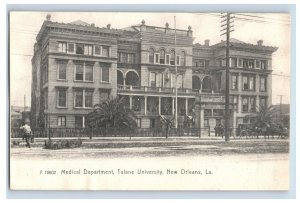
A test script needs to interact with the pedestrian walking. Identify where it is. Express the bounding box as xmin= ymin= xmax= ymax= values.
xmin=20 ymin=122 xmax=32 ymax=148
